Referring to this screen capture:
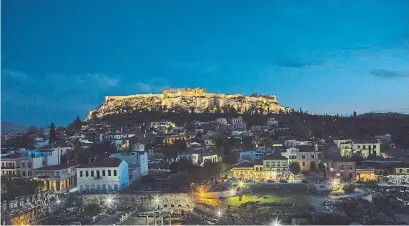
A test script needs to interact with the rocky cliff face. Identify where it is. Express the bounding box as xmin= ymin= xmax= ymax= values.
xmin=86 ymin=88 xmax=291 ymax=120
